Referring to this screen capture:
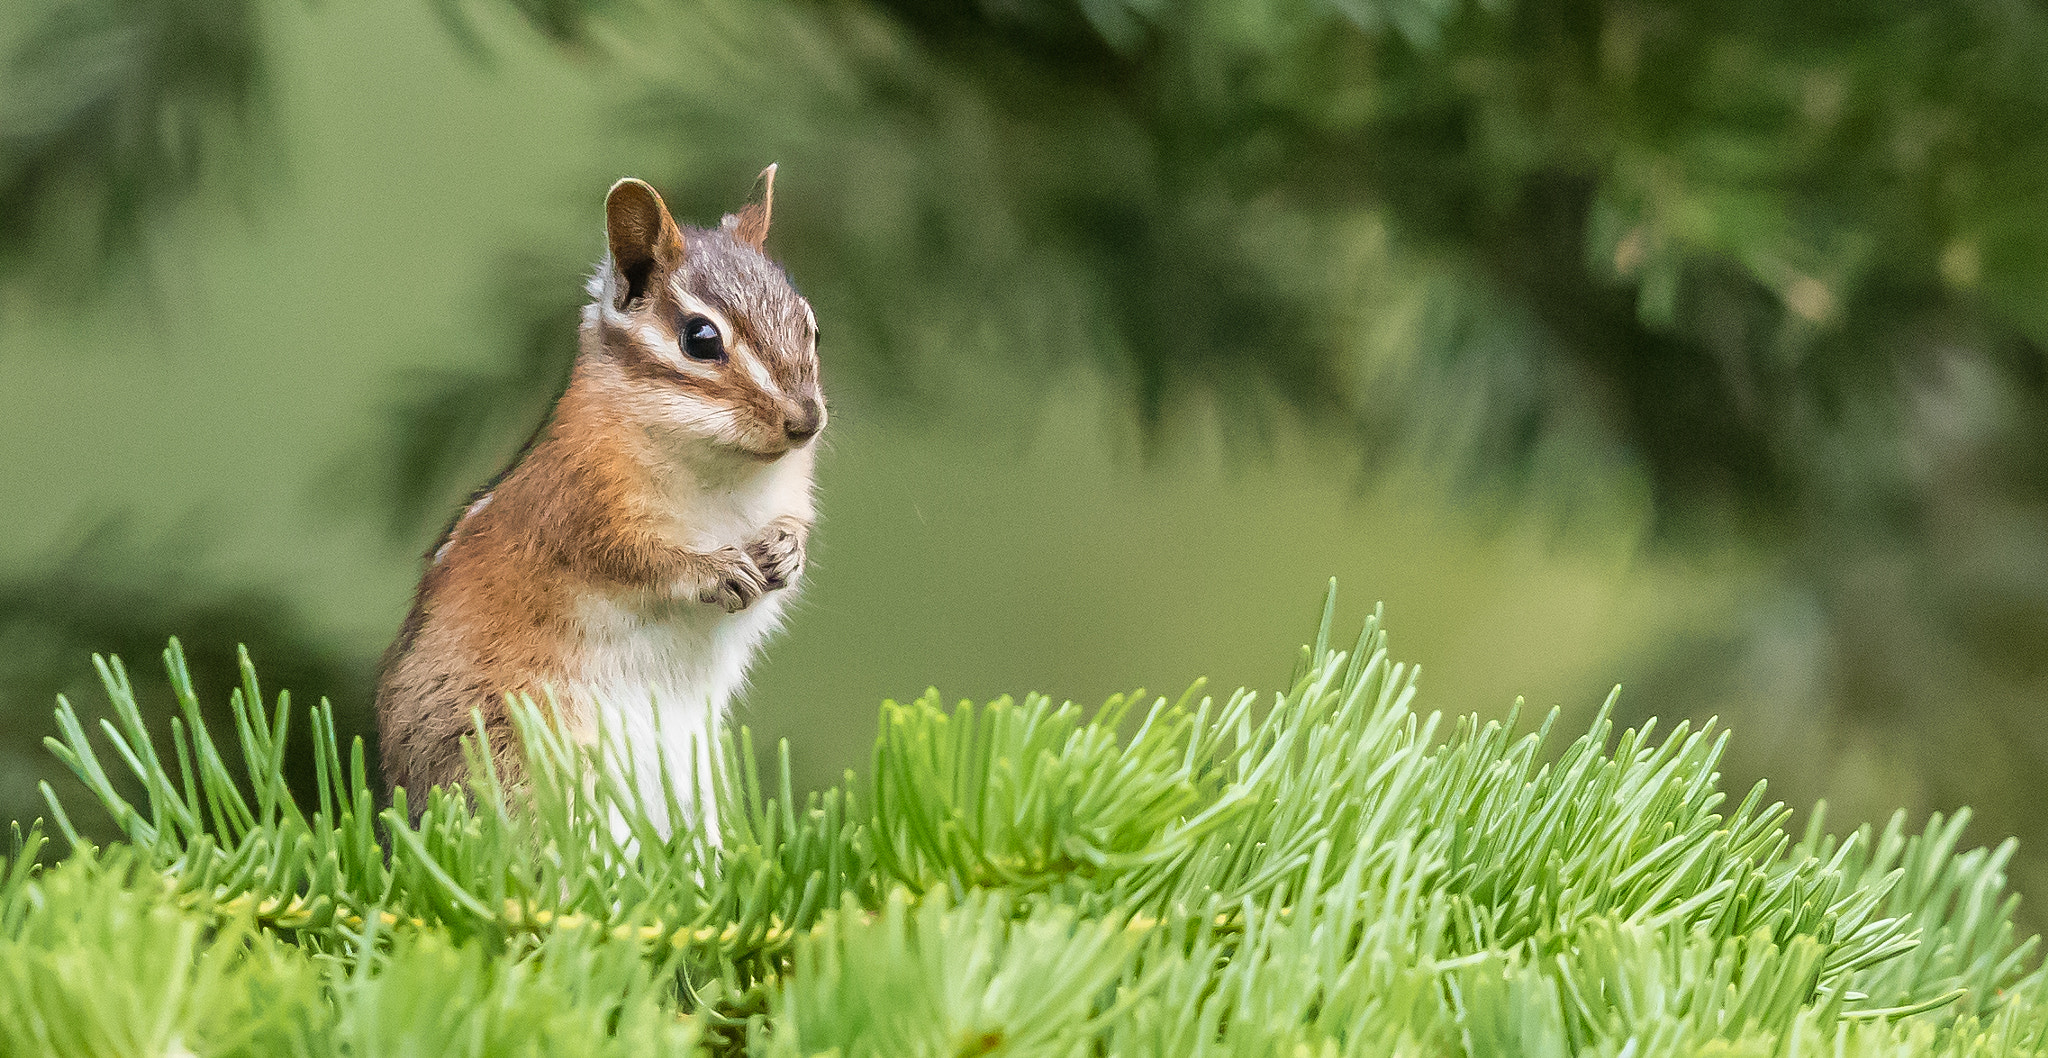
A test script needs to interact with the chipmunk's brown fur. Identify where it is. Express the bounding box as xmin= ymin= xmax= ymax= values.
xmin=376 ymin=171 xmax=823 ymax=833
